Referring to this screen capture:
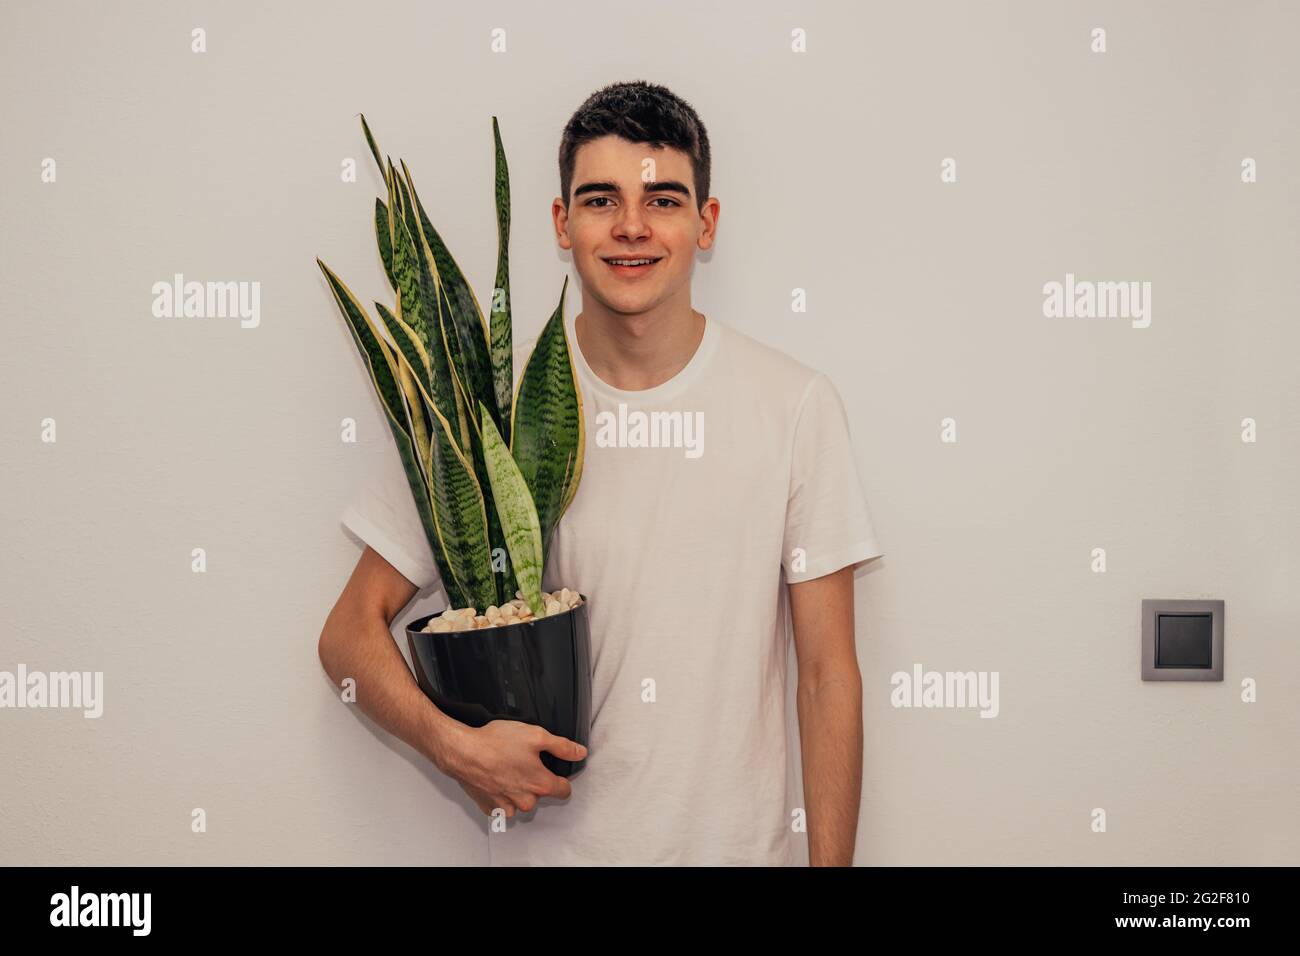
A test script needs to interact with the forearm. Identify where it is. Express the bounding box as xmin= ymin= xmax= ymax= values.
xmin=318 ymin=604 xmax=464 ymax=772
xmin=795 ymin=671 xmax=863 ymax=866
